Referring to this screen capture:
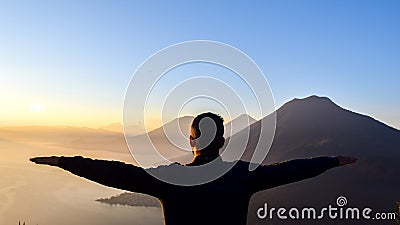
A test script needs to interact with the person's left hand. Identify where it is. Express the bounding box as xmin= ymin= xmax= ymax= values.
xmin=30 ymin=156 xmax=60 ymax=166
